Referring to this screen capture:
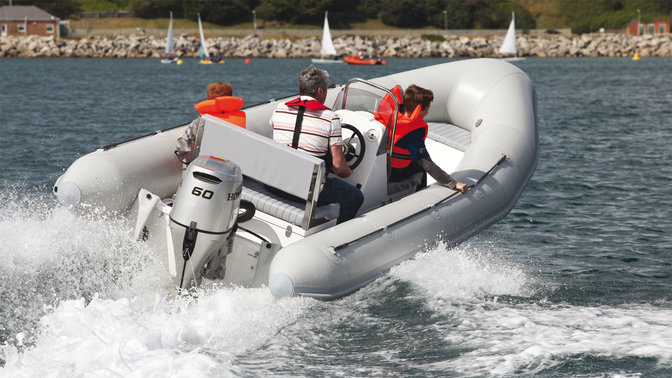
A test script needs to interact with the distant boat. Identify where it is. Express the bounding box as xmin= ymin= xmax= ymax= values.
xmin=499 ymin=12 xmax=525 ymax=62
xmin=198 ymin=13 xmax=223 ymax=64
xmin=343 ymin=55 xmax=387 ymax=65
xmin=160 ymin=12 xmax=179 ymax=64
xmin=312 ymin=11 xmax=343 ymax=64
